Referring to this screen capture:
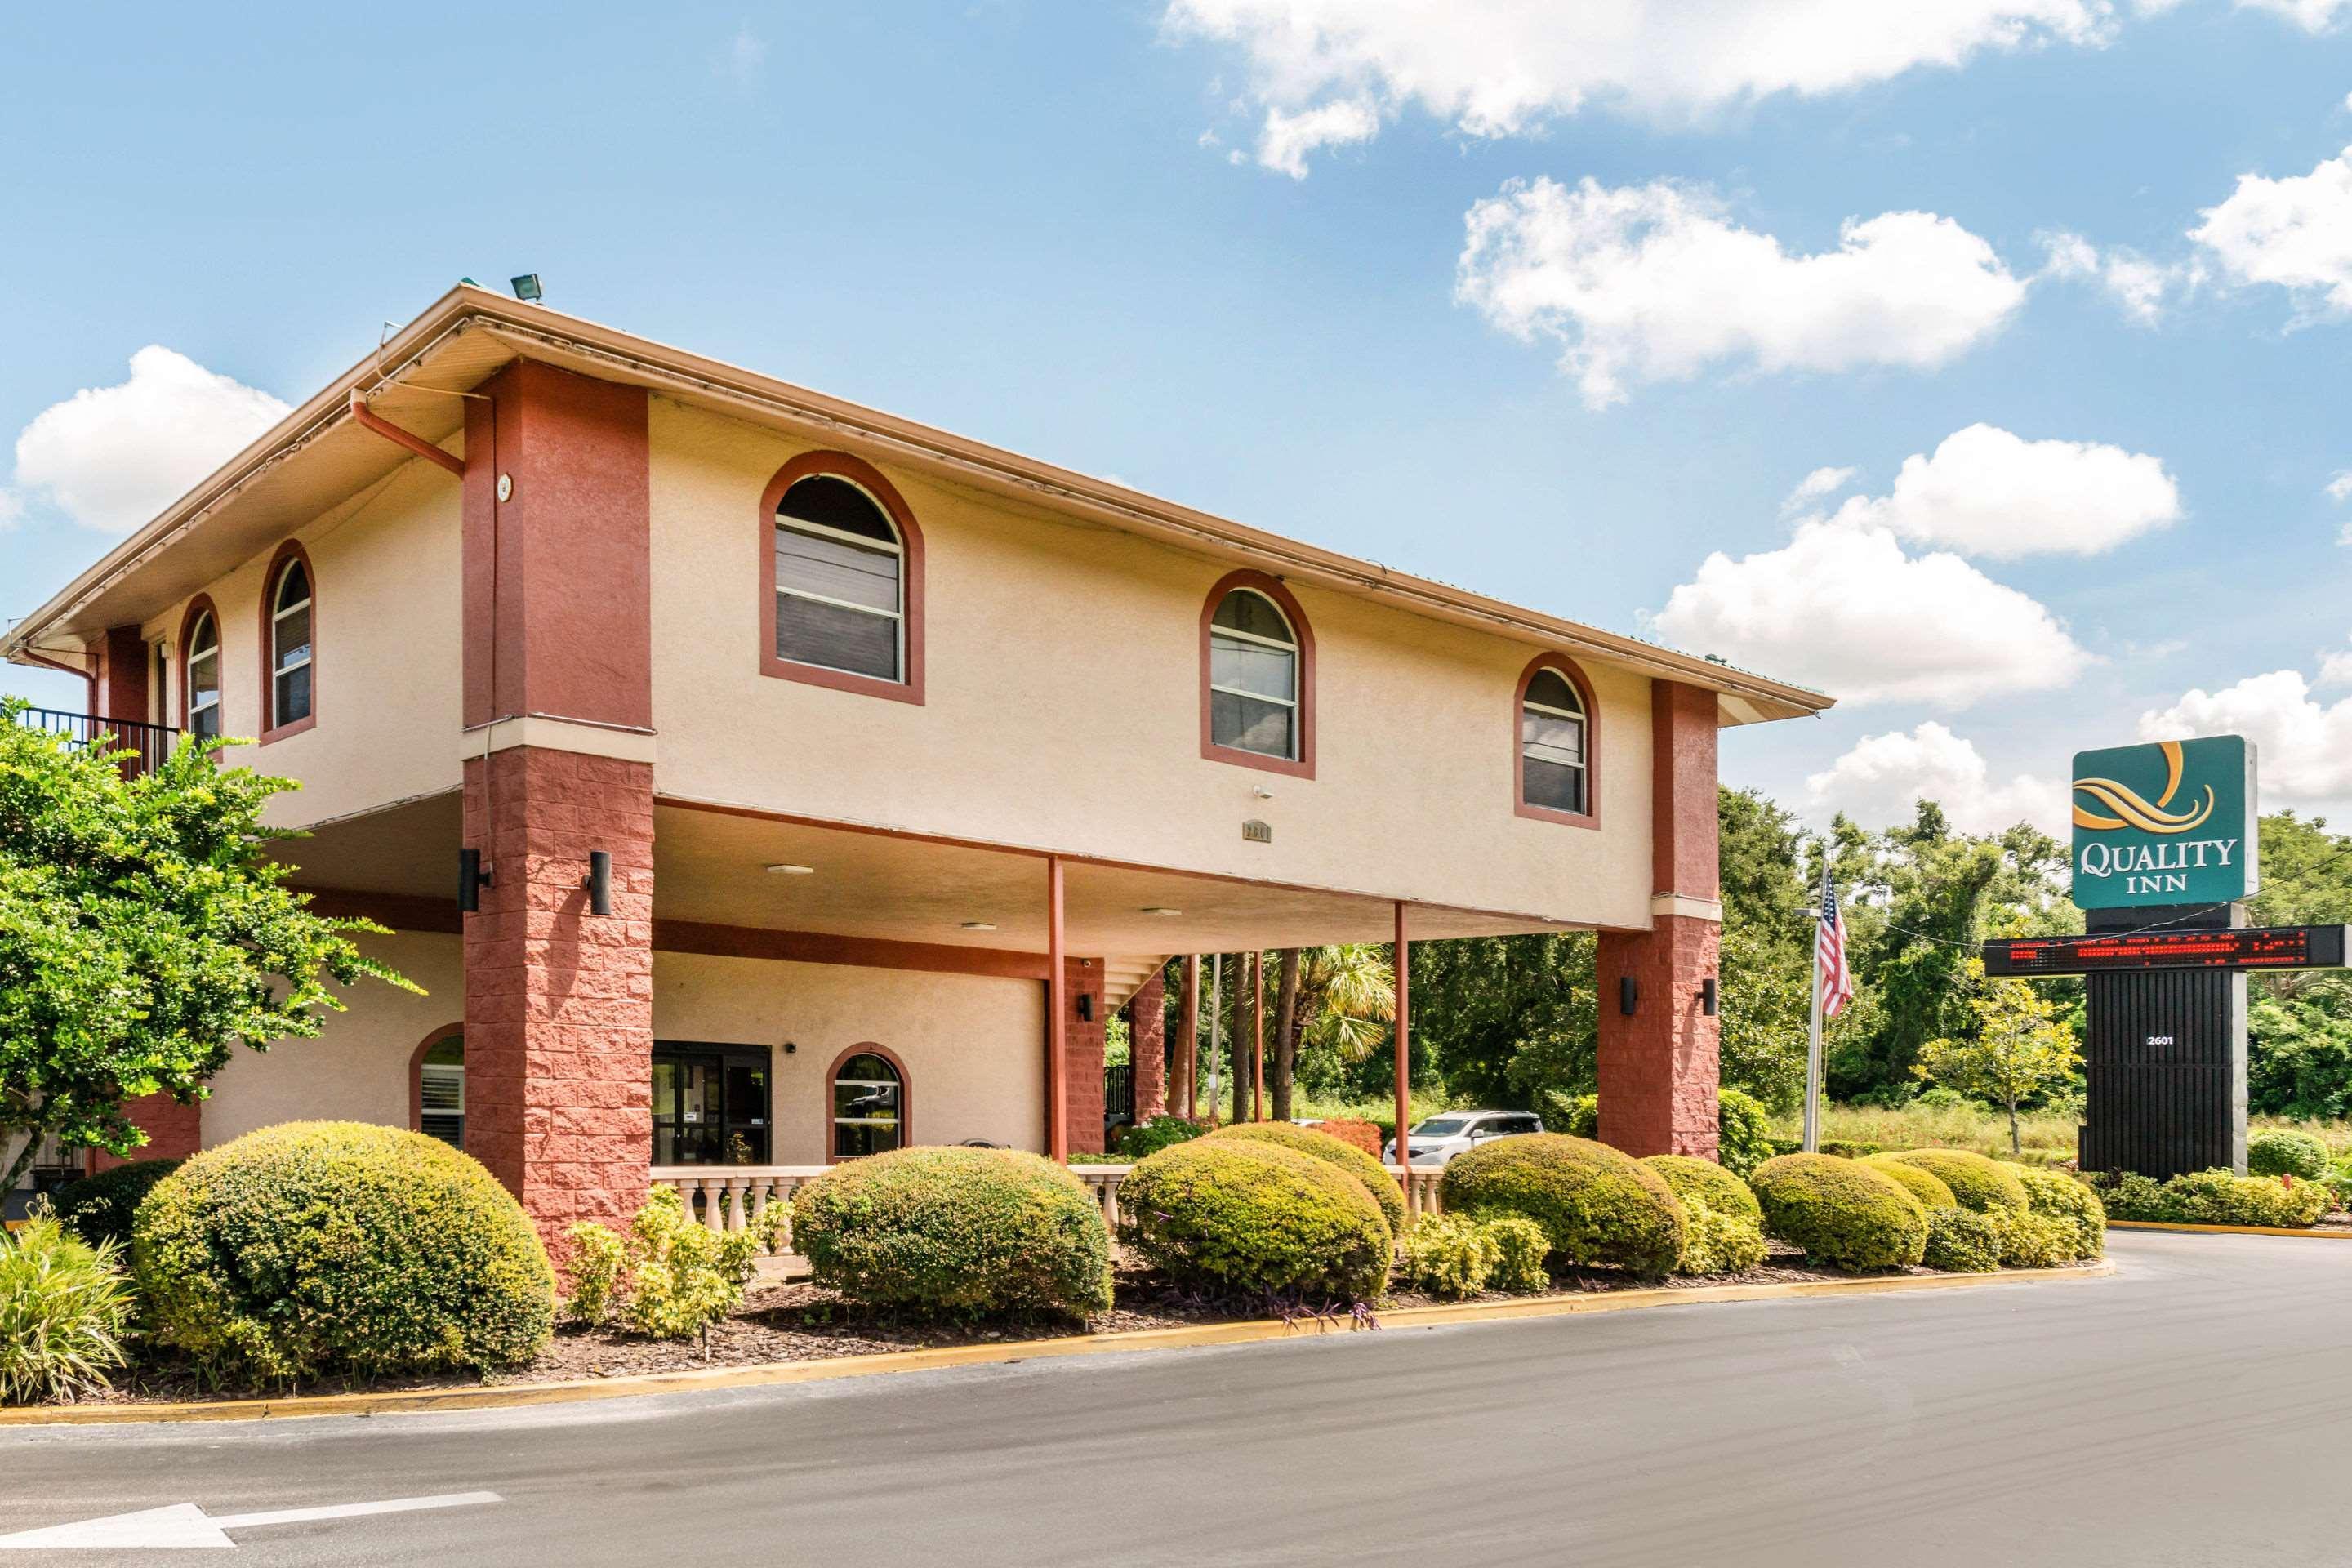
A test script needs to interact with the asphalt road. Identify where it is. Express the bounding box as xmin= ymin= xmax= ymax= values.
xmin=5 ymin=1230 xmax=2348 ymax=1566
